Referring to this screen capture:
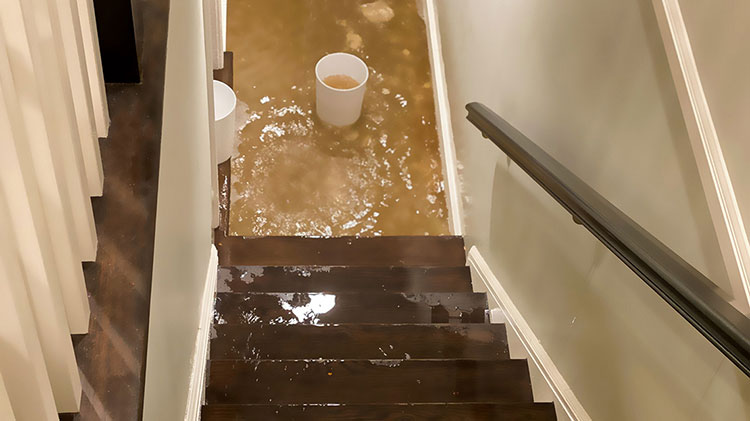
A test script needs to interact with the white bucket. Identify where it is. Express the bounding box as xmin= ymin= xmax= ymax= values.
xmin=315 ymin=53 xmax=369 ymax=127
xmin=213 ymin=80 xmax=236 ymax=163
